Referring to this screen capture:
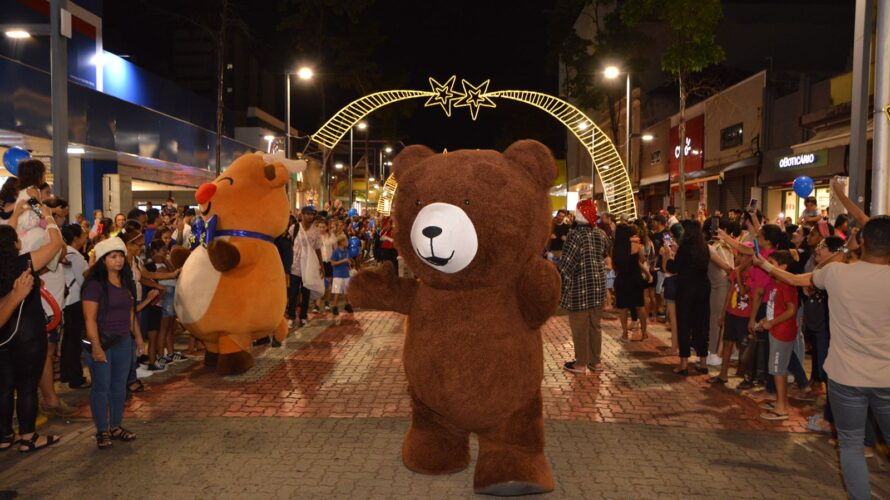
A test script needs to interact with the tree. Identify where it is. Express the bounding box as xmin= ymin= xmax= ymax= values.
xmin=622 ymin=0 xmax=725 ymax=213
xmin=551 ymin=0 xmax=650 ymax=145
